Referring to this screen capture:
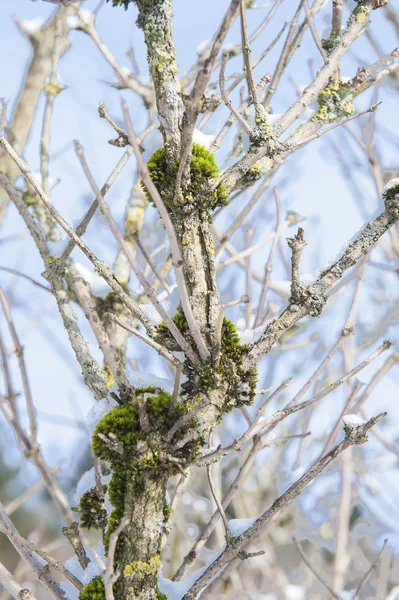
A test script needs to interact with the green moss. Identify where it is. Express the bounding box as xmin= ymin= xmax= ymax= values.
xmin=163 ymin=501 xmax=171 ymax=522
xmin=92 ymin=387 xmax=201 ymax=555
xmin=78 ymin=487 xmax=108 ymax=530
xmin=312 ymin=81 xmax=355 ymax=124
xmin=157 ymin=311 xmax=257 ymax=413
xmin=106 ymin=0 xmax=135 ymax=8
xmin=78 ymin=576 xmax=105 ymax=600
xmin=143 ymin=143 xmax=227 ymax=213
